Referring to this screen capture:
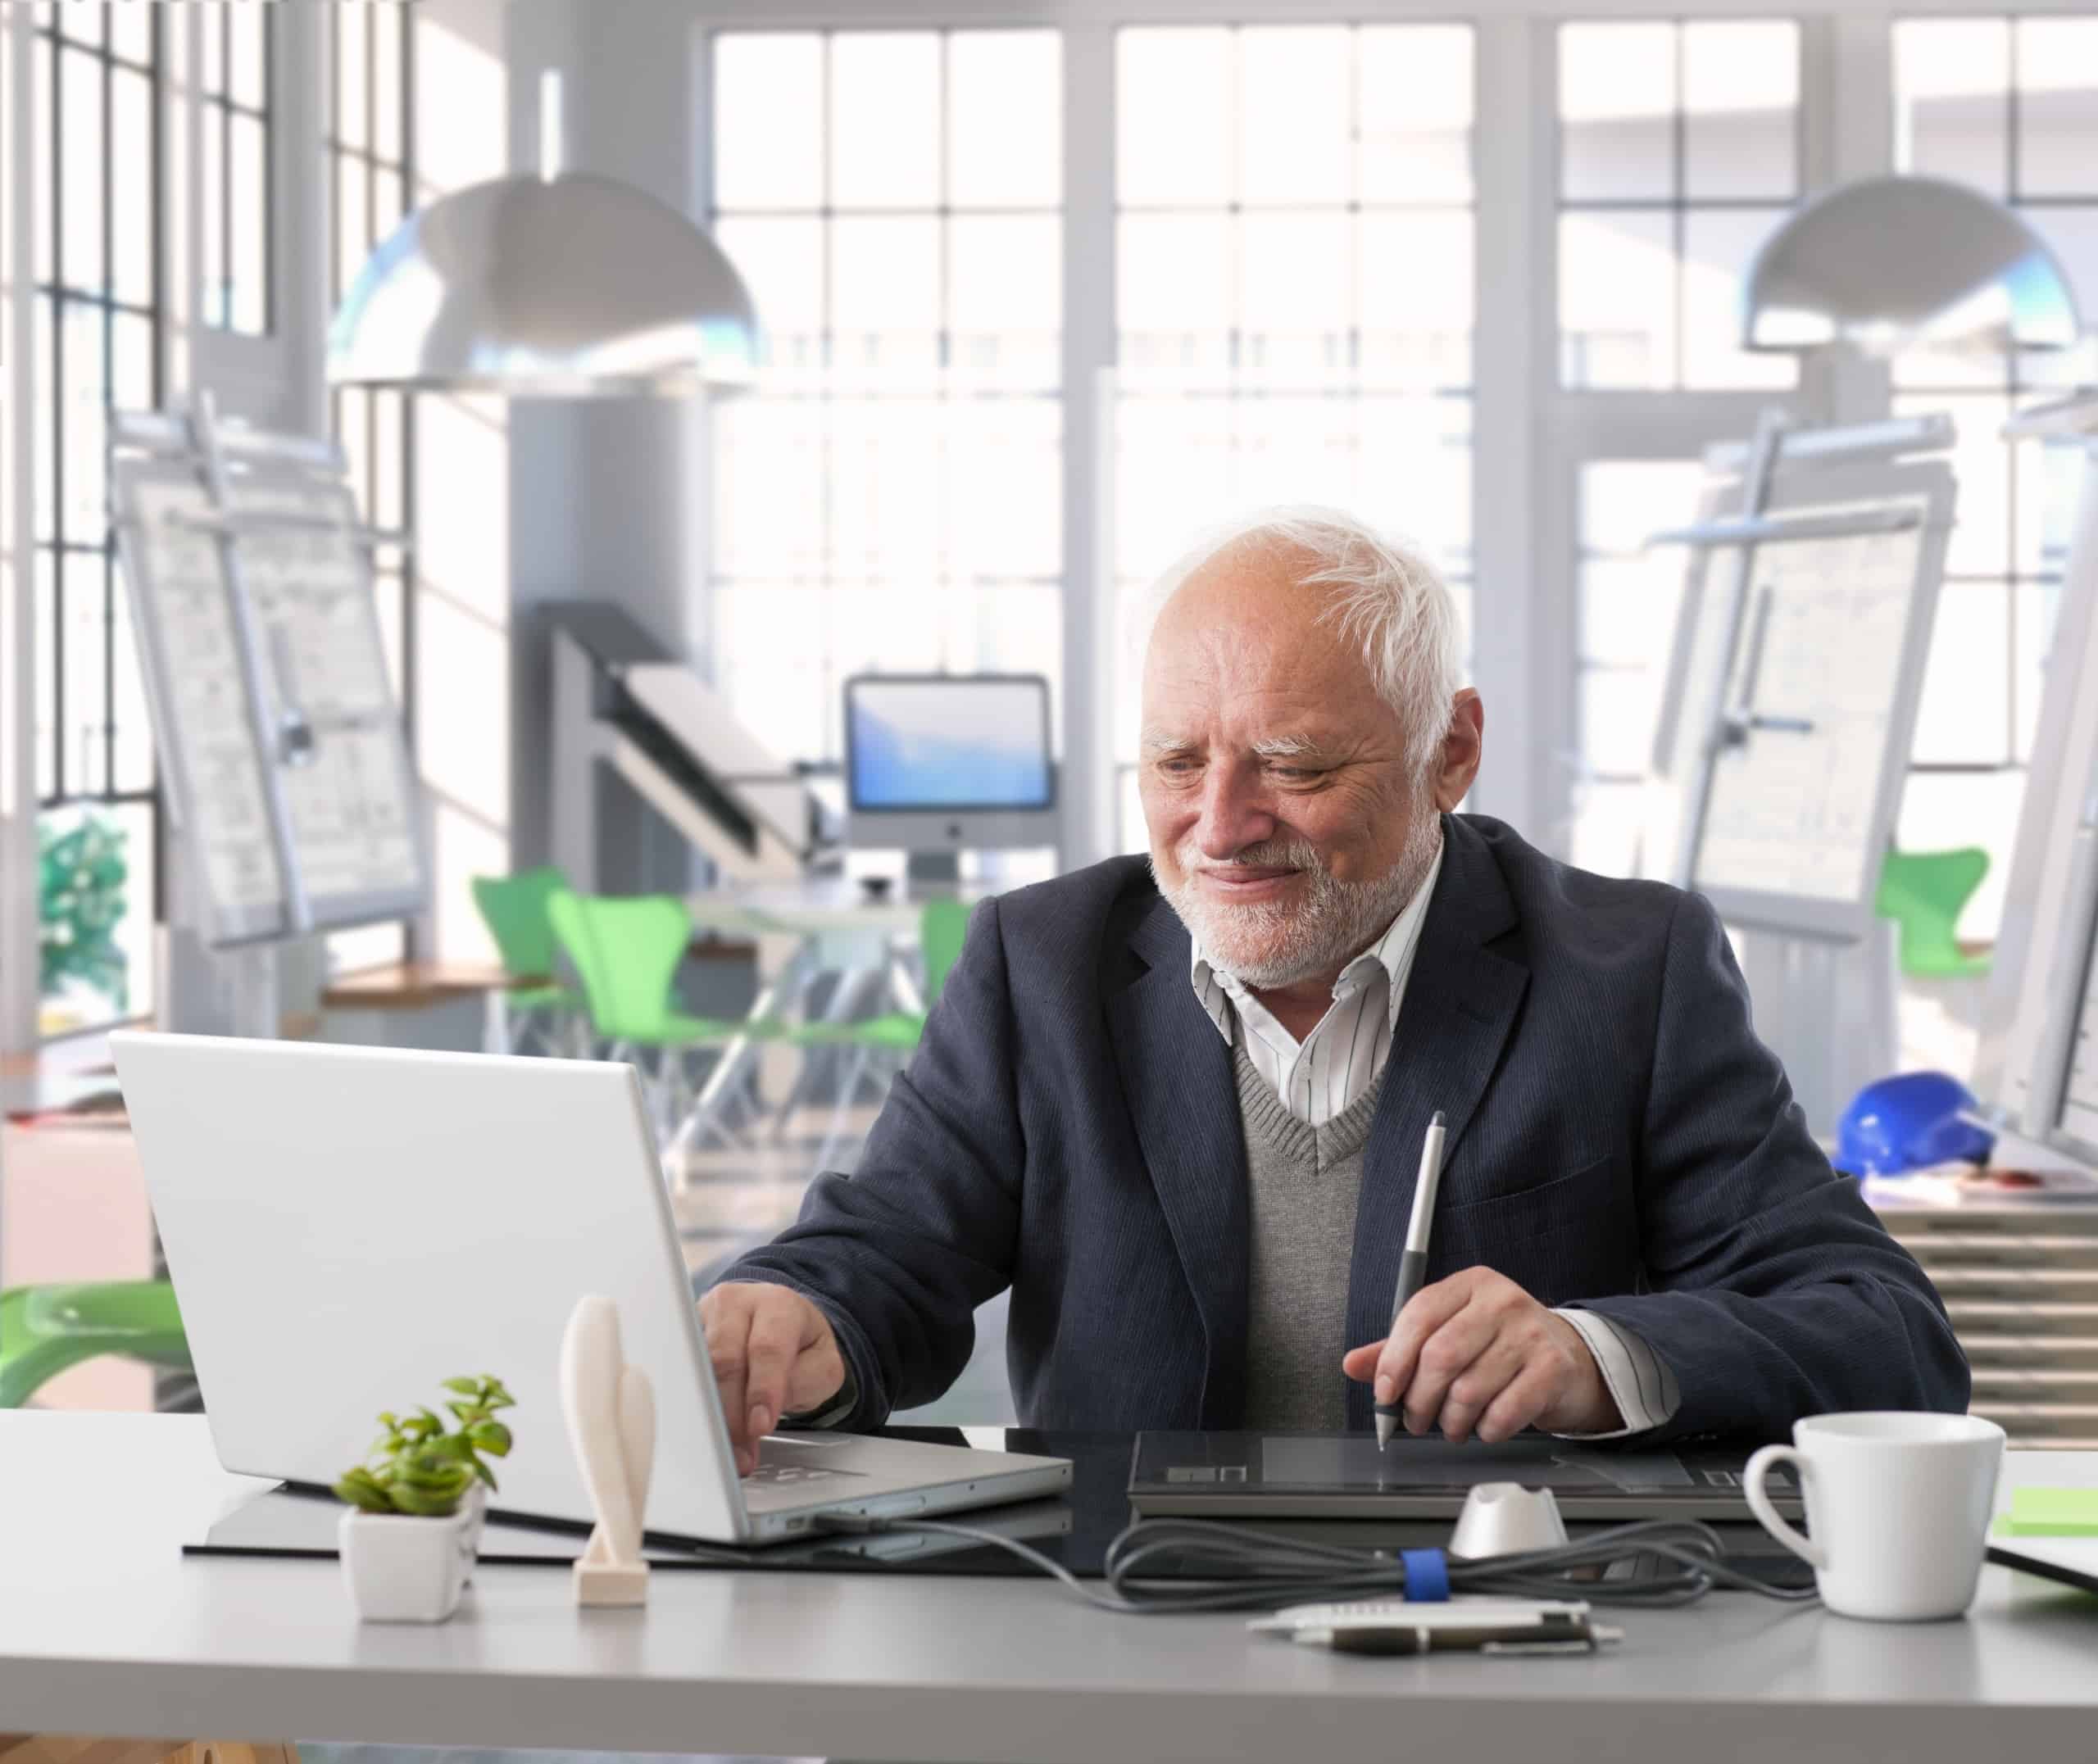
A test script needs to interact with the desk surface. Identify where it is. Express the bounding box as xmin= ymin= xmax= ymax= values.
xmin=3 ymin=1413 xmax=2096 ymax=1764
xmin=684 ymin=877 xmax=986 ymax=936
